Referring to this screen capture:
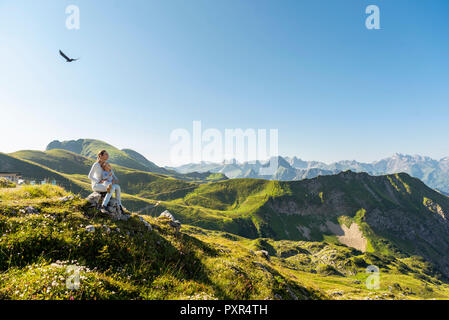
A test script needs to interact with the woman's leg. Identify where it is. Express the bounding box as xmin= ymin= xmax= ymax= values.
xmin=102 ymin=186 xmax=114 ymax=207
